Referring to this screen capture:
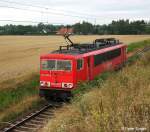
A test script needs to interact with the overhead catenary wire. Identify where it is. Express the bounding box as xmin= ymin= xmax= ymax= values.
xmin=0 ymin=5 xmax=96 ymax=21
xmin=0 ymin=0 xmax=97 ymax=21
xmin=0 ymin=19 xmax=64 ymax=25
xmin=0 ymin=0 xmax=98 ymax=18
xmin=0 ymin=0 xmax=102 ymax=25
